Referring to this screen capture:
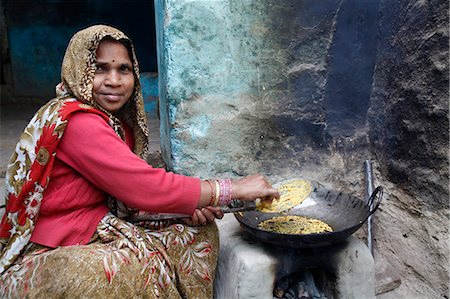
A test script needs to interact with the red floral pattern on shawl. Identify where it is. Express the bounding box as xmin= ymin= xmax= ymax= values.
xmin=0 ymin=97 xmax=110 ymax=274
